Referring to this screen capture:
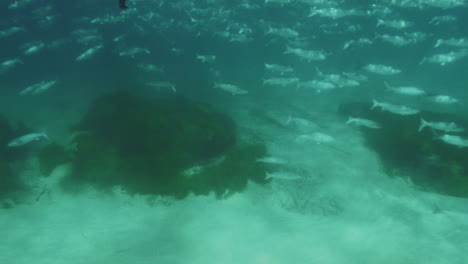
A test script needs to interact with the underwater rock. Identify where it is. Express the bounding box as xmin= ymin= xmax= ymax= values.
xmin=0 ymin=115 xmax=16 ymax=161
xmin=0 ymin=115 xmax=27 ymax=198
xmin=70 ymin=92 xmax=266 ymax=197
xmin=38 ymin=143 xmax=71 ymax=176
xmin=0 ymin=161 xmax=18 ymax=198
xmin=339 ymin=102 xmax=468 ymax=197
